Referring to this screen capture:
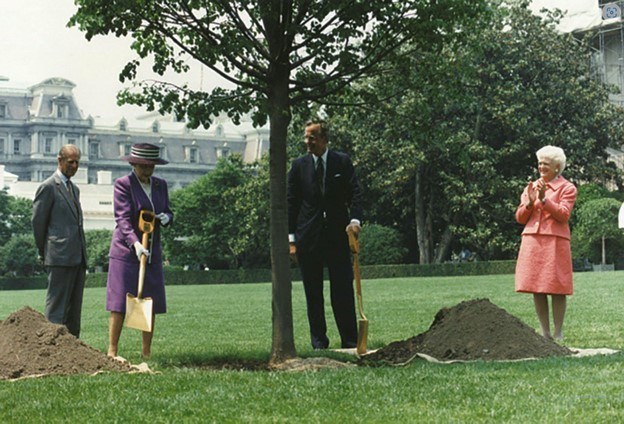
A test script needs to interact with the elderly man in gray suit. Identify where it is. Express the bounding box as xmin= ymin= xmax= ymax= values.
xmin=32 ymin=144 xmax=88 ymax=337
